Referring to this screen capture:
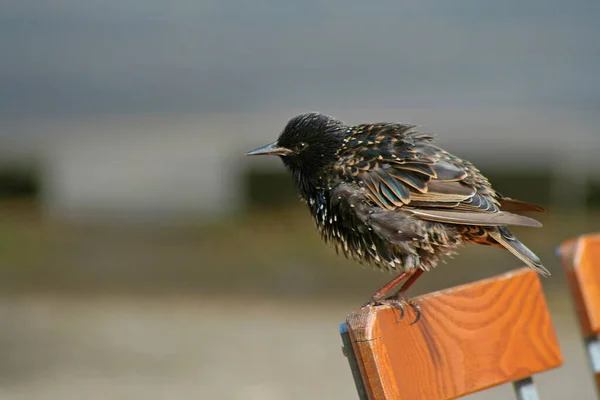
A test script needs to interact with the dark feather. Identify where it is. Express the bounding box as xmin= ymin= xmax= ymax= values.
xmin=488 ymin=227 xmax=549 ymax=275
xmin=391 ymin=162 xmax=436 ymax=177
xmin=388 ymin=169 xmax=430 ymax=192
xmin=432 ymin=161 xmax=468 ymax=181
xmin=409 ymin=200 xmax=461 ymax=208
xmin=406 ymin=209 xmax=543 ymax=228
xmin=374 ymin=169 xmax=410 ymax=205
xmin=499 ymin=197 xmax=546 ymax=212
xmin=424 ymin=181 xmax=476 ymax=196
